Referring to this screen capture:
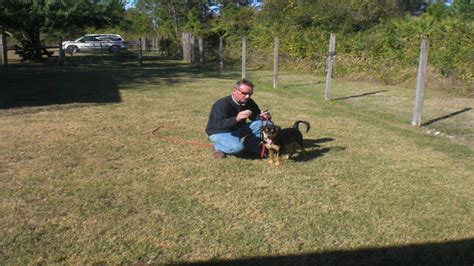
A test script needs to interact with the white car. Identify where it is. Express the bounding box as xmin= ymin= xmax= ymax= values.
xmin=62 ymin=34 xmax=127 ymax=53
